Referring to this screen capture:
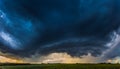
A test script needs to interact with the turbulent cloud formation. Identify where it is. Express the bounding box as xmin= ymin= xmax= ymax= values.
xmin=0 ymin=0 xmax=120 ymax=63
xmin=107 ymin=57 xmax=120 ymax=63
xmin=23 ymin=53 xmax=101 ymax=63
xmin=0 ymin=51 xmax=23 ymax=63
